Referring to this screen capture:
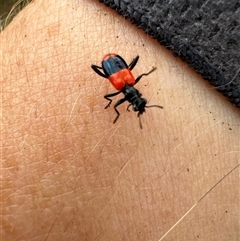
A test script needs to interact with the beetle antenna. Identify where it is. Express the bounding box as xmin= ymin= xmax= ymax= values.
xmin=145 ymin=105 xmax=163 ymax=109
xmin=138 ymin=113 xmax=143 ymax=129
